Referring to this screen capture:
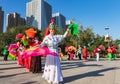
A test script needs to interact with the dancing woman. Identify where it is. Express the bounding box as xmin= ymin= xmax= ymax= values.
xmin=41 ymin=19 xmax=69 ymax=84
